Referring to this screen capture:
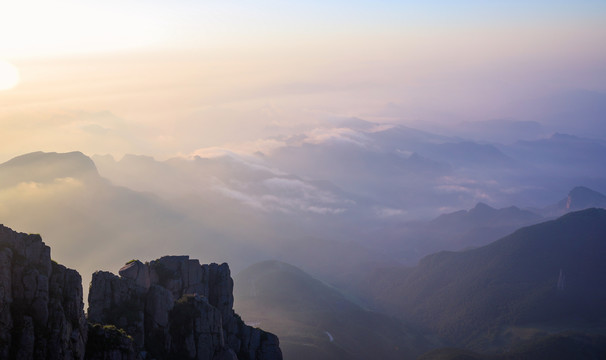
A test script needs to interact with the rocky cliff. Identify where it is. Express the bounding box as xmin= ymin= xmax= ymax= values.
xmin=0 ymin=225 xmax=87 ymax=359
xmin=0 ymin=224 xmax=282 ymax=360
xmin=88 ymin=256 xmax=282 ymax=360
